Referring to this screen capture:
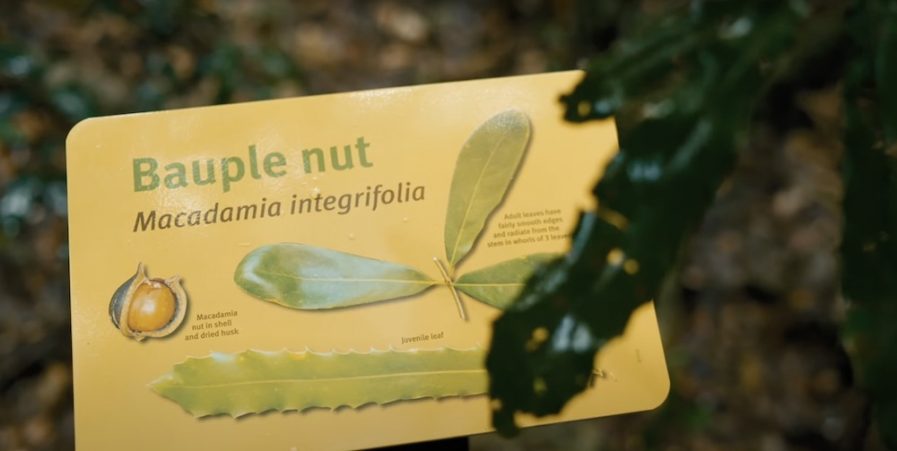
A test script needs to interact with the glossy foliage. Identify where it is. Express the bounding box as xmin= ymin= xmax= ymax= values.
xmin=485 ymin=1 xmax=858 ymax=436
